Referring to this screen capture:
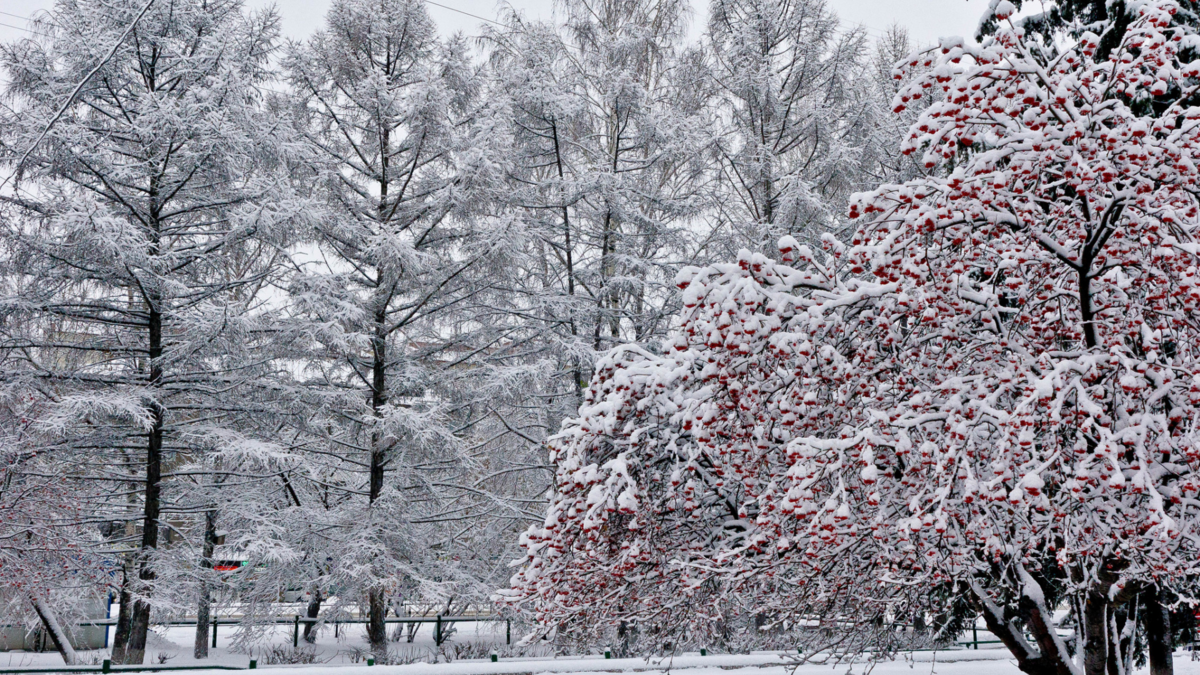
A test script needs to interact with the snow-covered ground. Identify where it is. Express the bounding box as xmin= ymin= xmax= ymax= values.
xmin=1 ymin=619 xmax=1195 ymax=675
xmin=0 ymin=649 xmax=1021 ymax=673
